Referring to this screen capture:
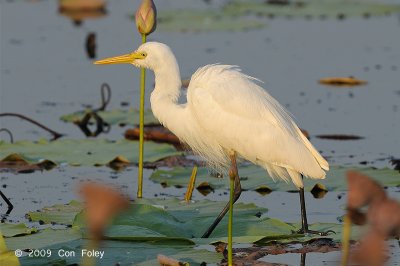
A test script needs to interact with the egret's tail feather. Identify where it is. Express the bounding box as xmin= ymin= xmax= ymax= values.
xmin=264 ymin=163 xmax=304 ymax=189
xmin=297 ymin=127 xmax=329 ymax=171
